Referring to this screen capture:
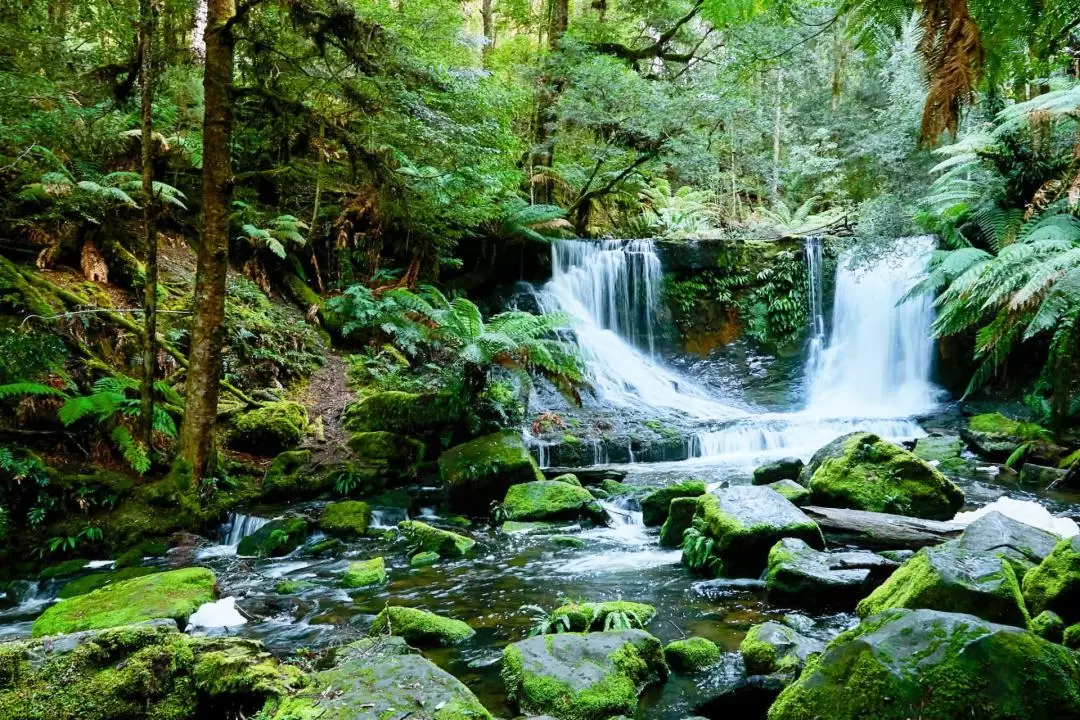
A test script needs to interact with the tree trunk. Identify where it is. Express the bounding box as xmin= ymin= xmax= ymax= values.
xmin=177 ymin=0 xmax=236 ymax=485
xmin=529 ymin=0 xmax=569 ymax=205
xmin=139 ymin=0 xmax=159 ymax=451
xmin=481 ymin=0 xmax=494 ymax=65
xmin=771 ymin=68 xmax=783 ymax=204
